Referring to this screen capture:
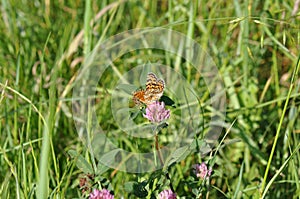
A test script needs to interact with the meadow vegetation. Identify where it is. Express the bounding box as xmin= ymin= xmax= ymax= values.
xmin=0 ymin=0 xmax=299 ymax=198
